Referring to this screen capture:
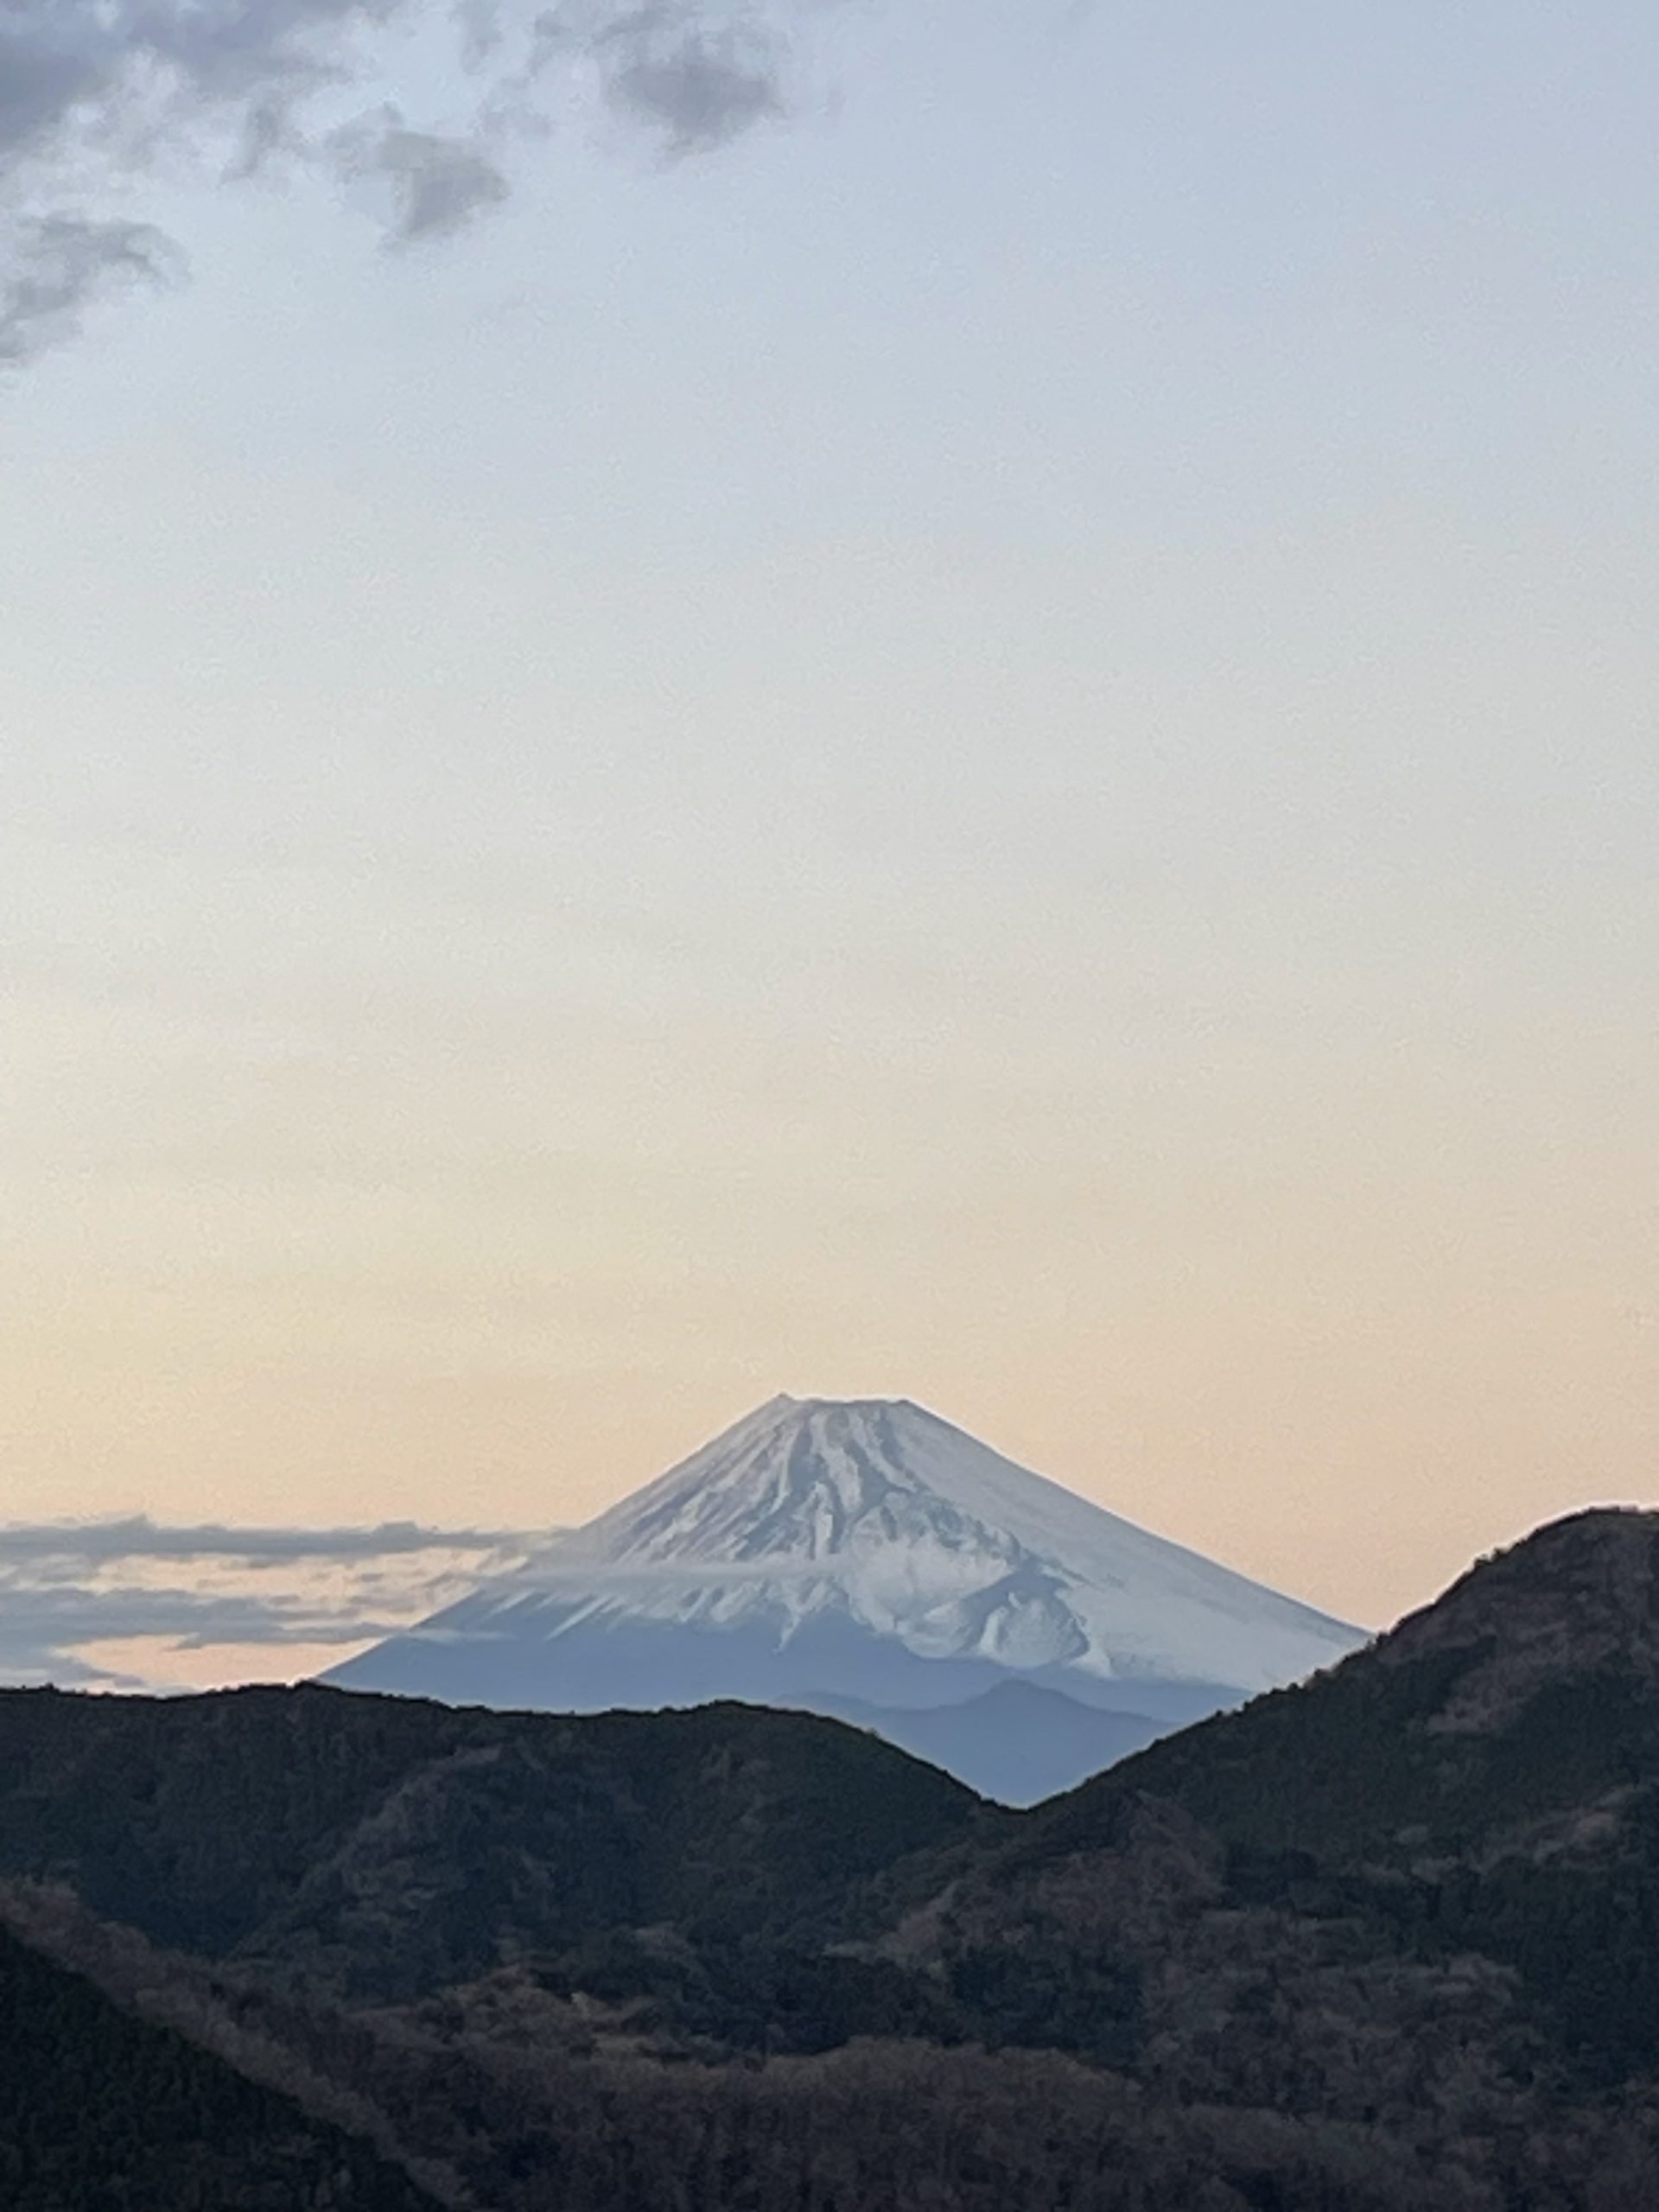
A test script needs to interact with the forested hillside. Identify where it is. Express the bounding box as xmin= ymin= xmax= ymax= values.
xmin=7 ymin=1510 xmax=1659 ymax=2209
xmin=0 ymin=1689 xmax=982 ymax=2001
xmin=0 ymin=1916 xmax=438 ymax=2211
